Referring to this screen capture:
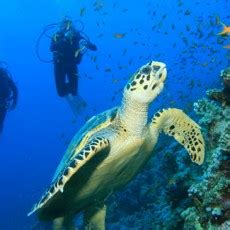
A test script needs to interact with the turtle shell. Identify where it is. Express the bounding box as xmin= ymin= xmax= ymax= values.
xmin=52 ymin=107 xmax=118 ymax=182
